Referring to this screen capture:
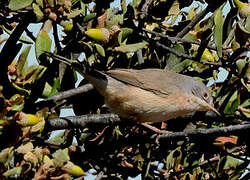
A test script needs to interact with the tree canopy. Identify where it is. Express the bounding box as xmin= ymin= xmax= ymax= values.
xmin=0 ymin=0 xmax=249 ymax=179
